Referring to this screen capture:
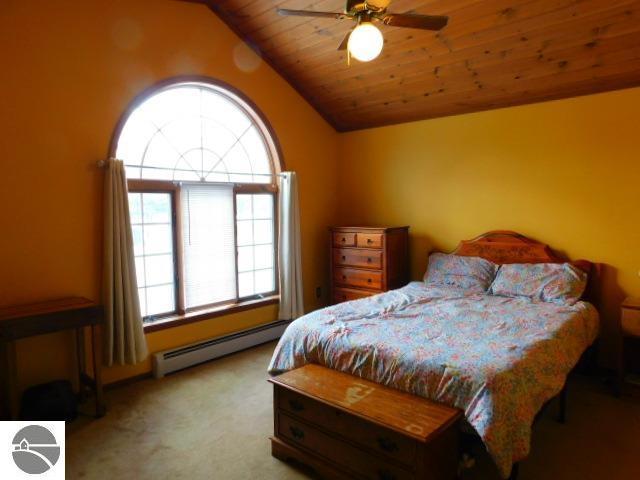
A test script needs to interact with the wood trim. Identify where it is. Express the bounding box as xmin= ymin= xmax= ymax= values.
xmin=129 ymin=180 xmax=280 ymax=318
xmin=273 ymin=186 xmax=281 ymax=300
xmin=173 ymin=187 xmax=186 ymax=314
xmin=235 ymin=184 xmax=277 ymax=193
xmin=233 ymin=188 xmax=280 ymax=301
xmin=232 ymin=187 xmax=241 ymax=303
xmin=127 ymin=179 xmax=177 ymax=192
xmin=128 ymin=183 xmax=182 ymax=318
xmin=143 ymin=295 xmax=279 ymax=333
